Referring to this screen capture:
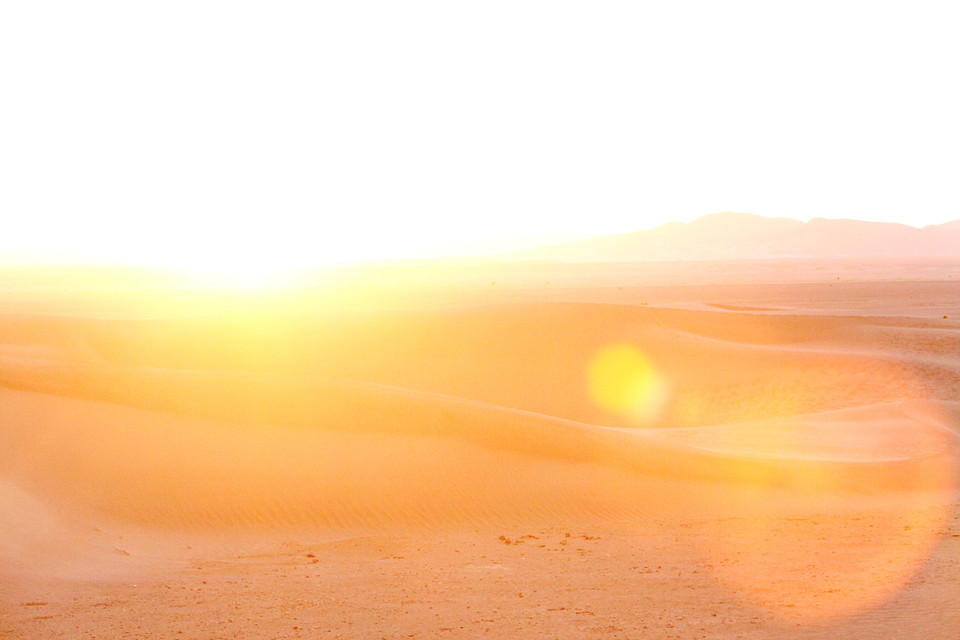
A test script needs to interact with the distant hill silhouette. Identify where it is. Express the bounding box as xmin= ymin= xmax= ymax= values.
xmin=514 ymin=213 xmax=960 ymax=262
